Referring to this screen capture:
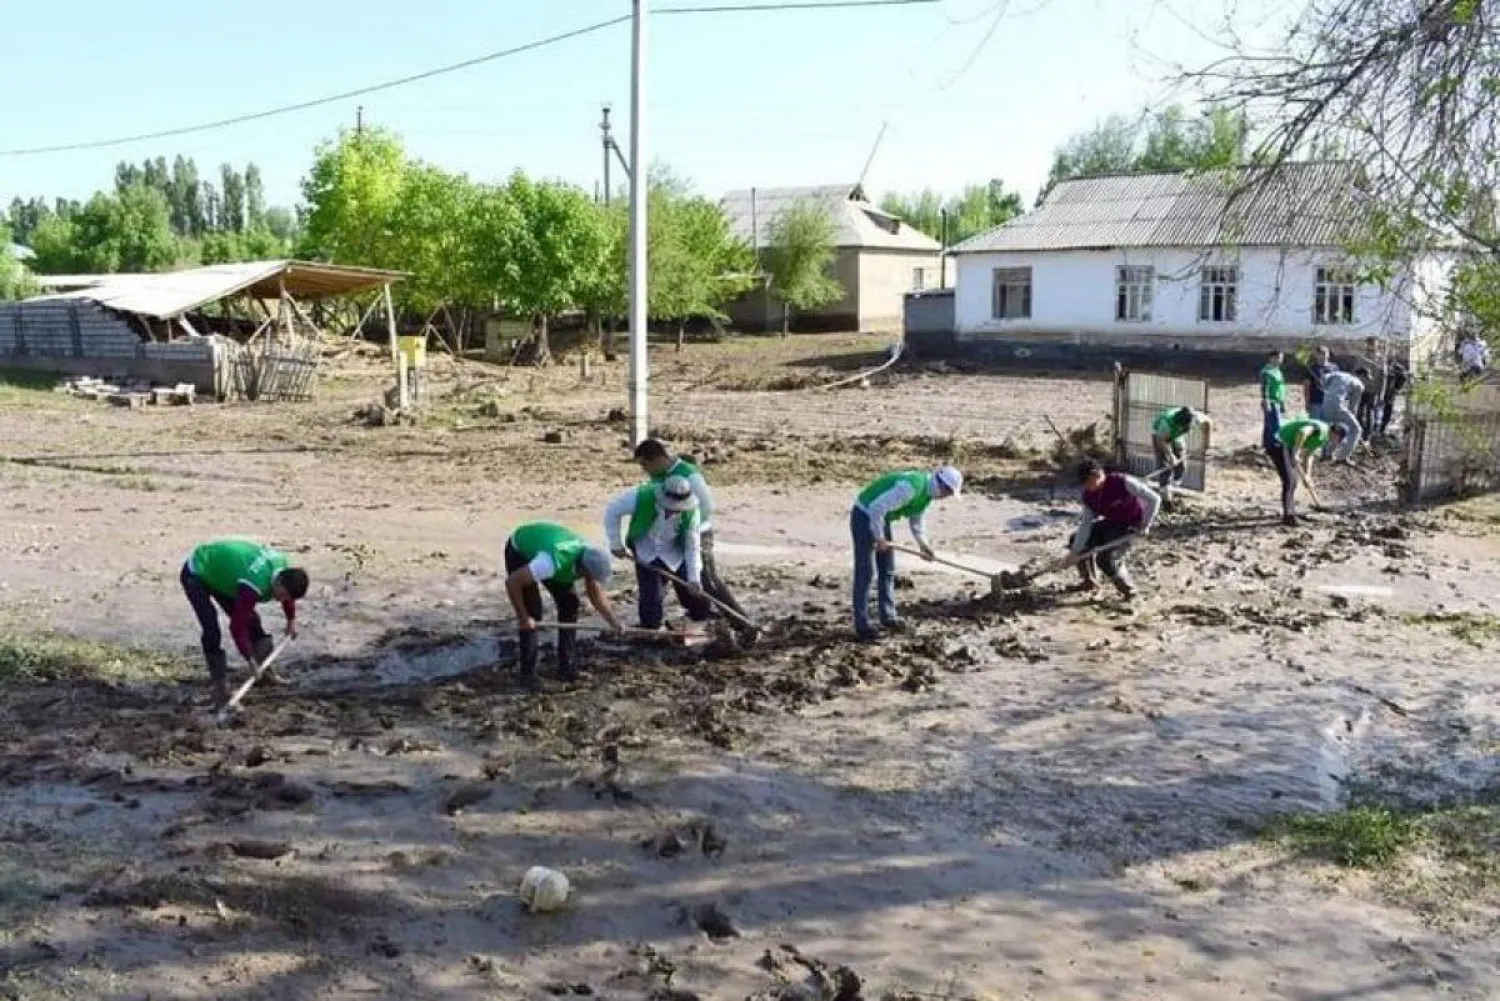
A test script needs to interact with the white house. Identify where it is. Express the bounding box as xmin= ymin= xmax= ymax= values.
xmin=947 ymin=163 xmax=1453 ymax=367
